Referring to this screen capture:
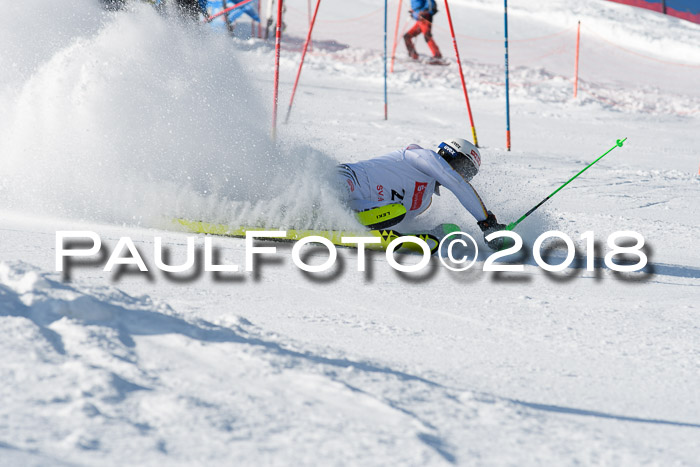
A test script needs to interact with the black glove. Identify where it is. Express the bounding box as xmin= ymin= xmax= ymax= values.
xmin=477 ymin=211 xmax=507 ymax=251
